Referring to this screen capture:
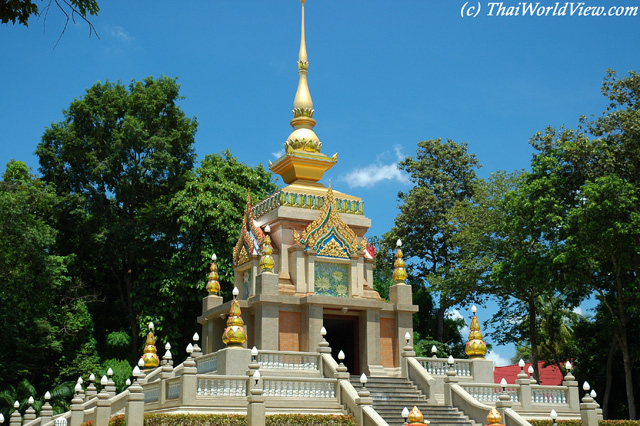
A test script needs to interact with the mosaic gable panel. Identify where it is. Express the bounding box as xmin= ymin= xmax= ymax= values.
xmin=314 ymin=262 xmax=349 ymax=297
